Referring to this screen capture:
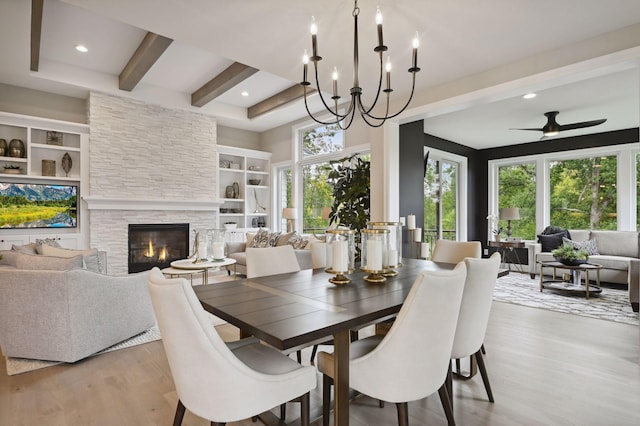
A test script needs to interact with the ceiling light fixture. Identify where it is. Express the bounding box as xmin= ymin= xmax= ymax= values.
xmin=75 ymin=44 xmax=88 ymax=53
xmin=523 ymin=93 xmax=536 ymax=99
xmin=301 ymin=0 xmax=420 ymax=129
xmin=241 ymin=91 xmax=249 ymax=97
